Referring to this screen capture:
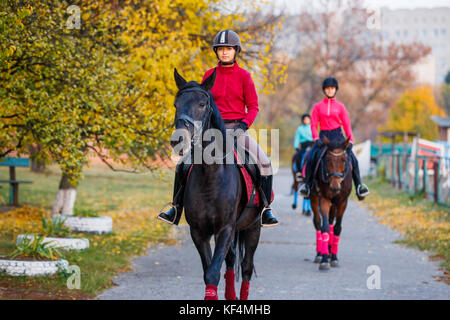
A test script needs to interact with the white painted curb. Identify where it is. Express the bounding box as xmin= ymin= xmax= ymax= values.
xmin=16 ymin=234 xmax=90 ymax=250
xmin=0 ymin=259 xmax=69 ymax=277
xmin=52 ymin=214 xmax=113 ymax=234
